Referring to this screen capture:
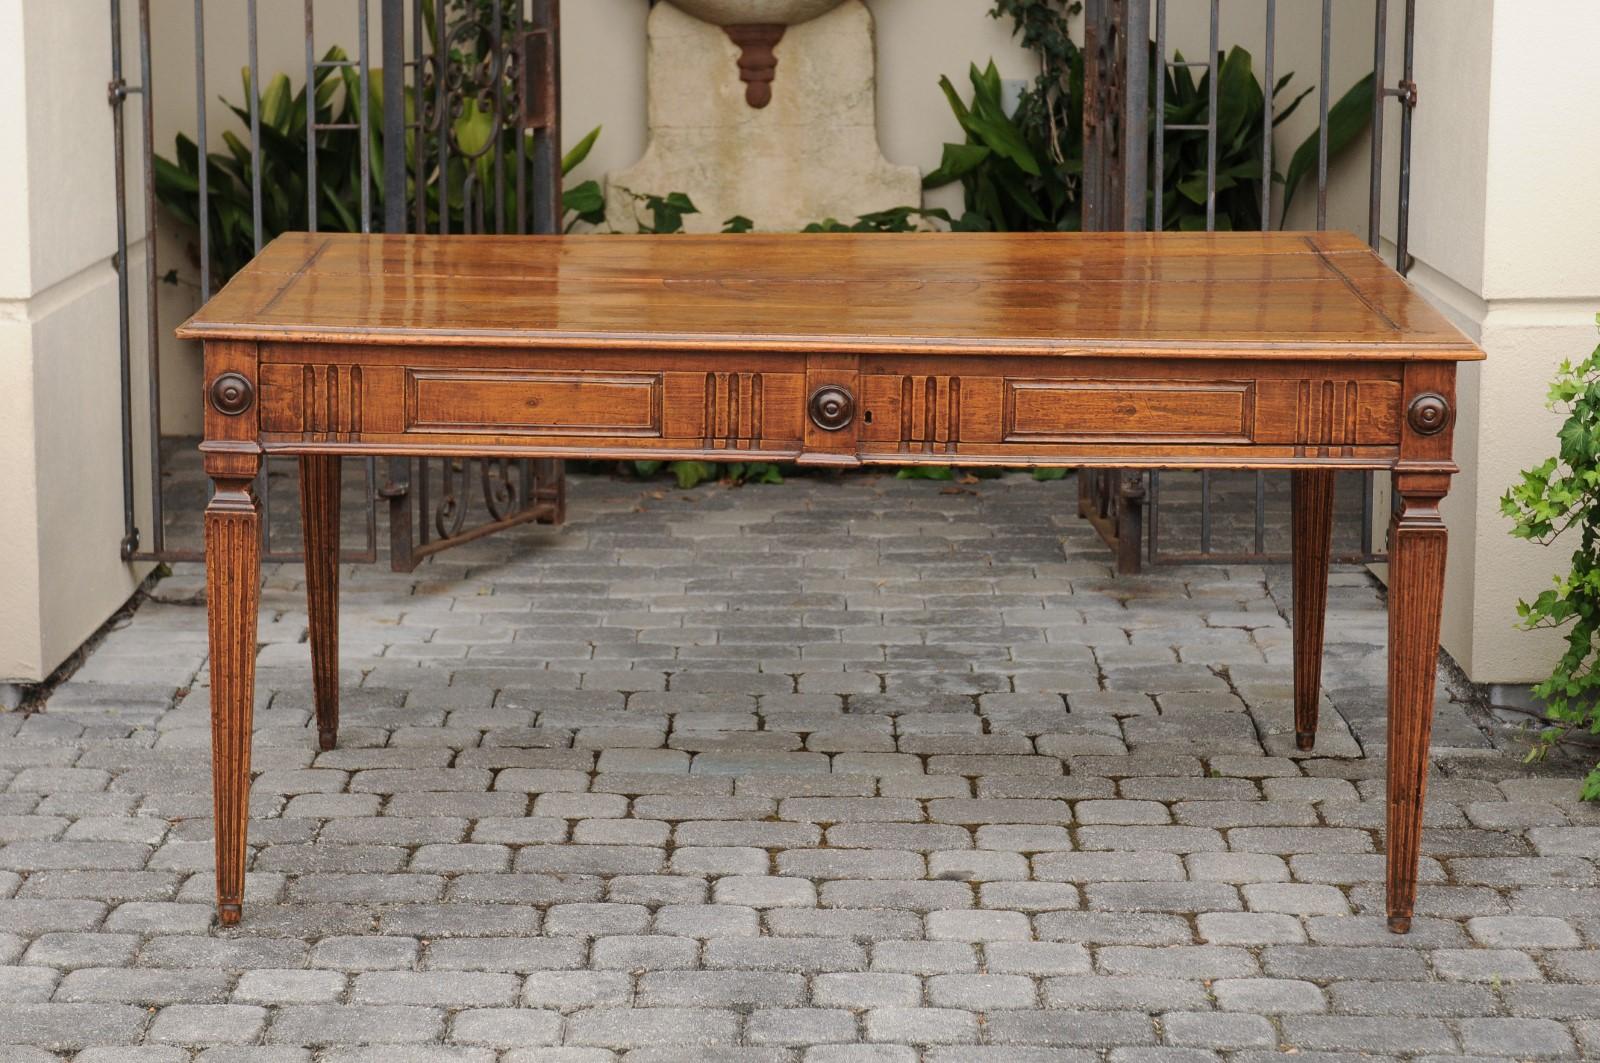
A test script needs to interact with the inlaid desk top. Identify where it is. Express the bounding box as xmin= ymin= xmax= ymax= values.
xmin=183 ymin=231 xmax=1480 ymax=935
xmin=179 ymin=230 xmax=1480 ymax=360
